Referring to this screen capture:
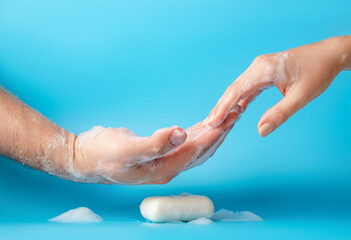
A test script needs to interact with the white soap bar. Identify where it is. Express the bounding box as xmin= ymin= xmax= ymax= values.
xmin=140 ymin=194 xmax=214 ymax=222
